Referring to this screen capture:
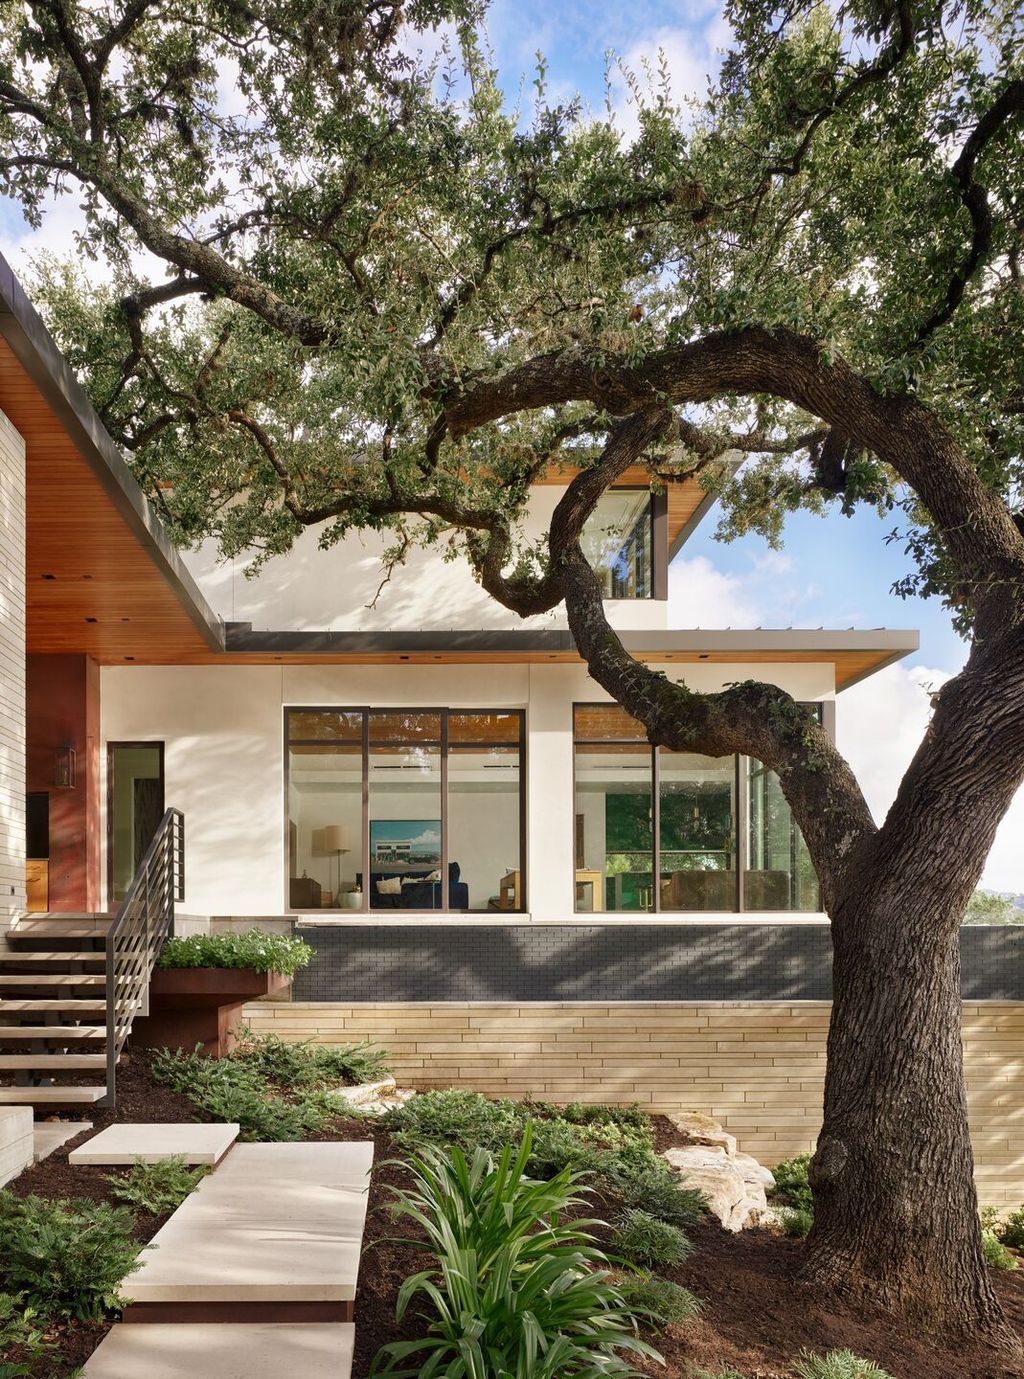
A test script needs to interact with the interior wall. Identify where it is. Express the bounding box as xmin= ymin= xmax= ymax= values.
xmin=25 ymin=653 xmax=100 ymax=913
xmin=0 ymin=409 xmax=25 ymax=931
xmin=100 ymin=660 xmax=834 ymax=918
